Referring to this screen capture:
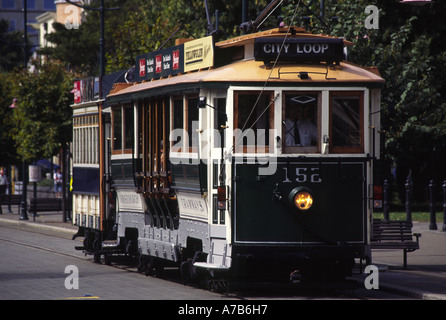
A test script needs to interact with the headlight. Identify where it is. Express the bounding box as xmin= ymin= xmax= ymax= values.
xmin=289 ymin=187 xmax=313 ymax=211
